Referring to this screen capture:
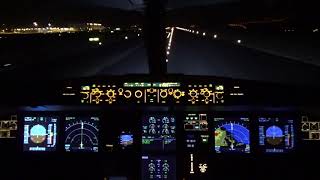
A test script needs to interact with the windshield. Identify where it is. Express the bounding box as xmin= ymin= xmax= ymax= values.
xmin=0 ymin=0 xmax=147 ymax=80
xmin=166 ymin=1 xmax=320 ymax=87
xmin=1 ymin=0 xmax=319 ymax=87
